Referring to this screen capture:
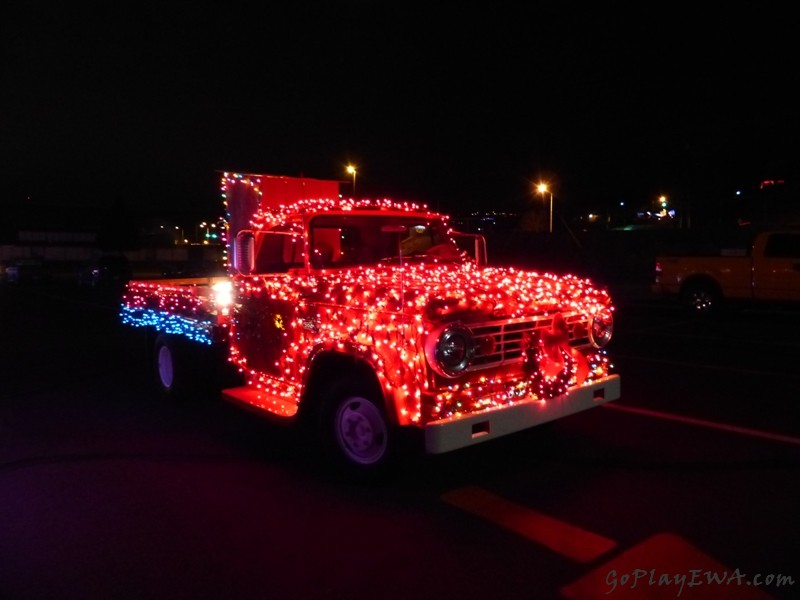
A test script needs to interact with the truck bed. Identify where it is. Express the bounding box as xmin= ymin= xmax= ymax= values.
xmin=655 ymin=255 xmax=754 ymax=298
xmin=120 ymin=276 xmax=232 ymax=345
